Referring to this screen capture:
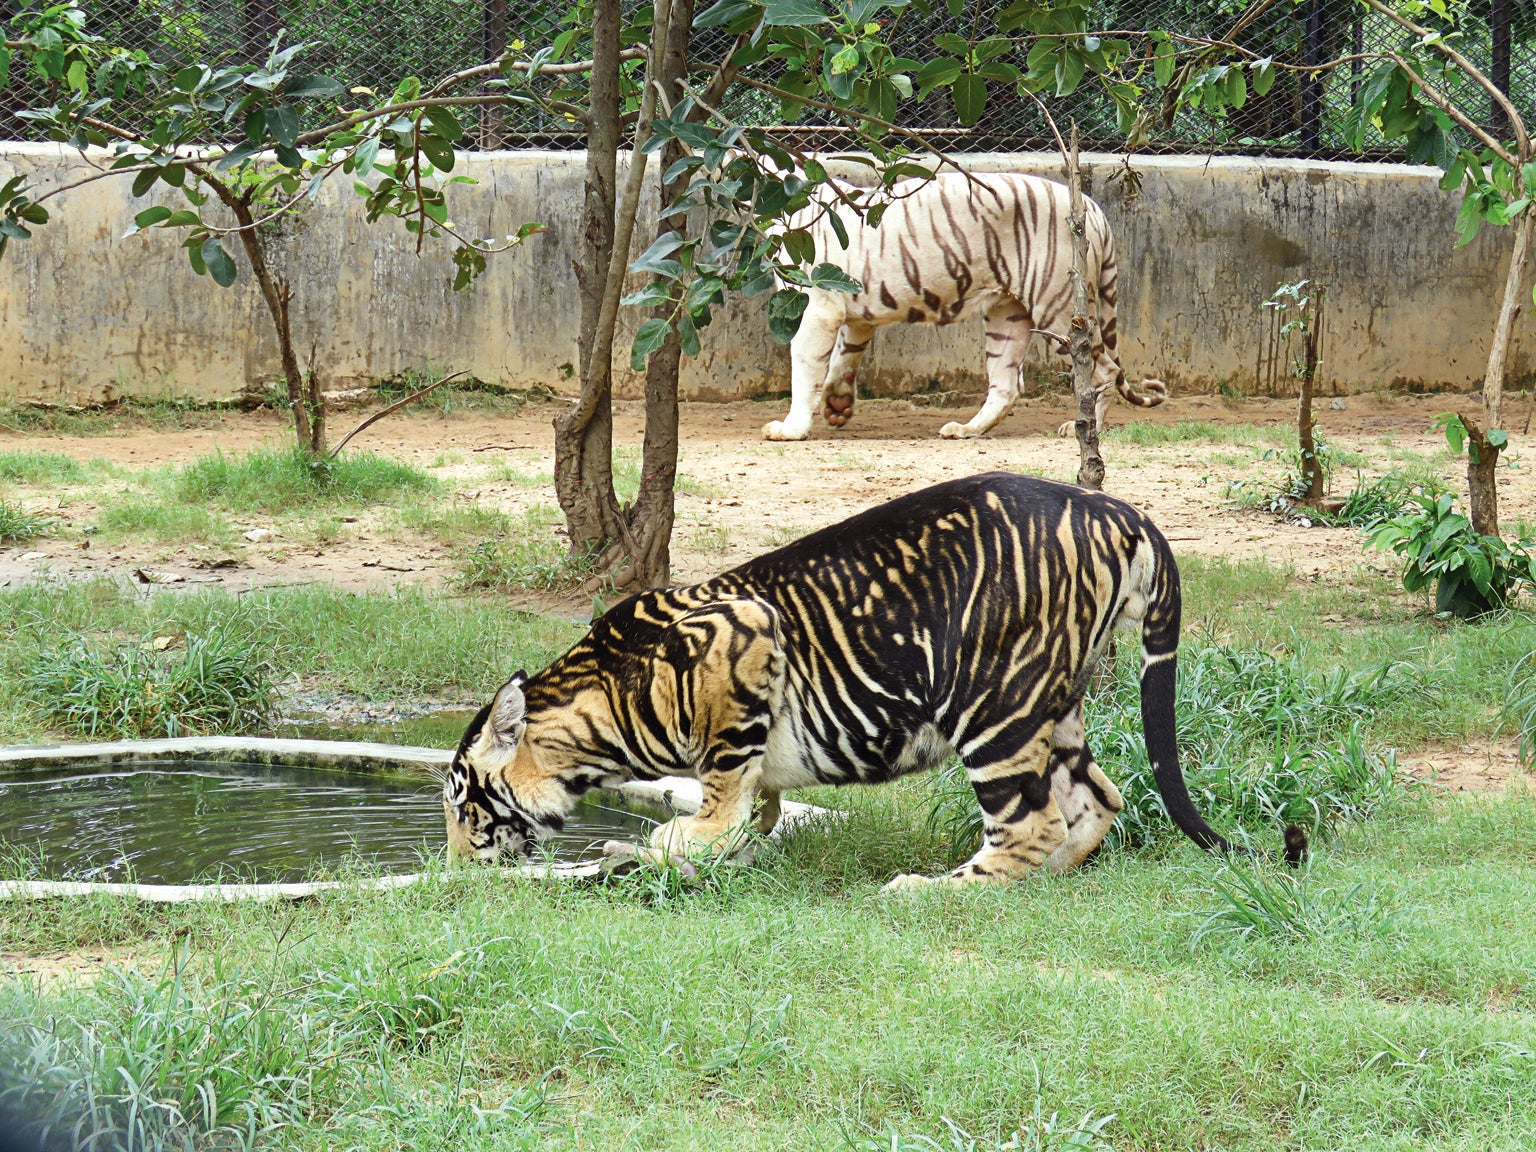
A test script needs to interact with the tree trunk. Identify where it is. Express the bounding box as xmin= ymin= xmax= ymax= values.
xmin=1469 ymin=206 xmax=1530 ymax=537
xmin=624 ymin=0 xmax=698 ymax=588
xmin=1297 ymin=285 xmax=1325 ymax=503
xmin=1064 ymin=126 xmax=1104 ymax=491
xmin=553 ymin=0 xmax=625 ymax=557
xmin=229 ymin=195 xmax=325 ymax=456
